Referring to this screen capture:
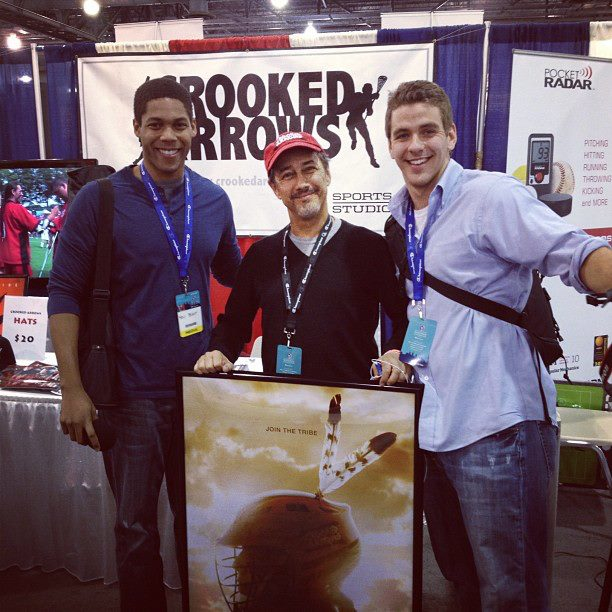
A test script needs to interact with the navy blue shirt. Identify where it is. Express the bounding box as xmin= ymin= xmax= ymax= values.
xmin=48 ymin=166 xmax=241 ymax=398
